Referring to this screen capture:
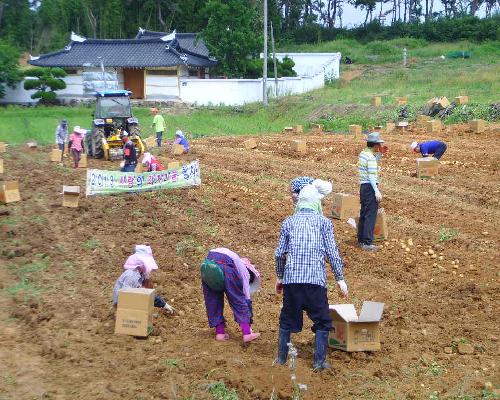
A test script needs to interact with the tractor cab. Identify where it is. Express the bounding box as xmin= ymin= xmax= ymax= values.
xmin=87 ymin=90 xmax=144 ymax=160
